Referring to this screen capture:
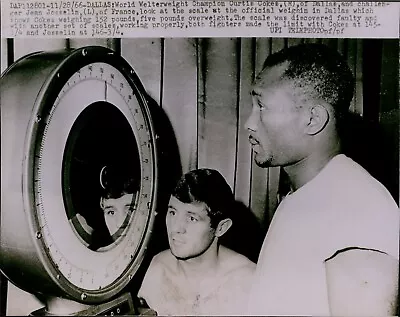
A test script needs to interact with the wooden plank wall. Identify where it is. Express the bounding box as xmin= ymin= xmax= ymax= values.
xmin=1 ymin=38 xmax=398 ymax=315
